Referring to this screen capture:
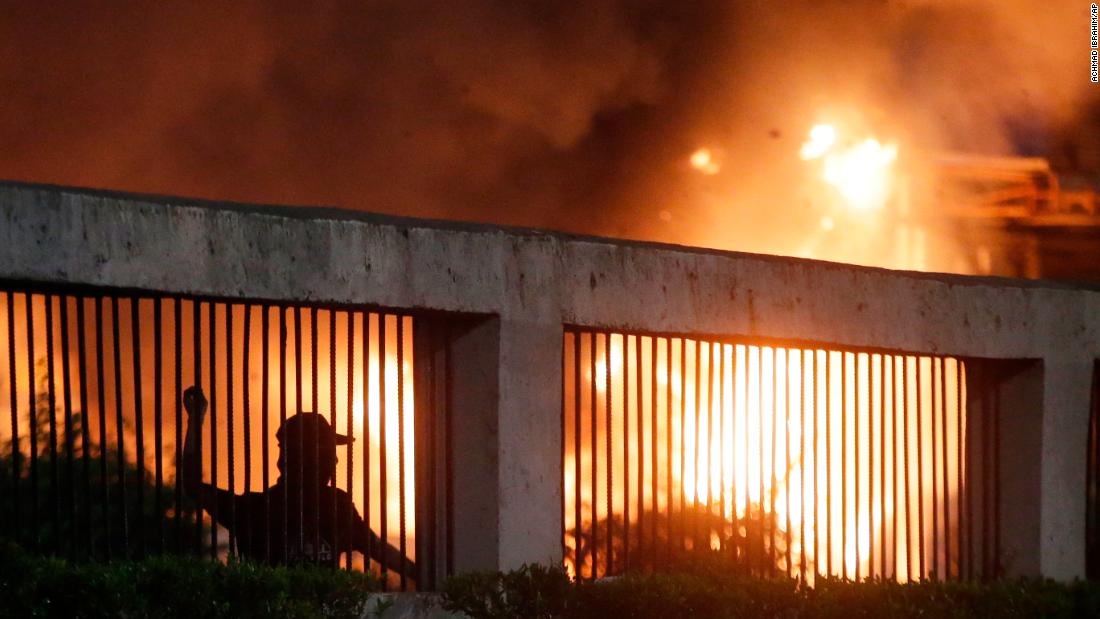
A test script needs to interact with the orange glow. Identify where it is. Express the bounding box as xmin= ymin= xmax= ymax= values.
xmin=689 ymin=148 xmax=722 ymax=175
xmin=565 ymin=333 xmax=965 ymax=583
xmin=800 ymin=123 xmax=898 ymax=212
xmin=0 ymin=294 xmax=416 ymax=576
